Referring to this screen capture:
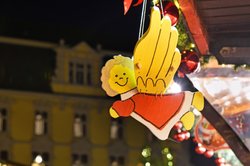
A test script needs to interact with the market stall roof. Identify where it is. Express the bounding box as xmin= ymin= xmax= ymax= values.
xmin=179 ymin=0 xmax=250 ymax=65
